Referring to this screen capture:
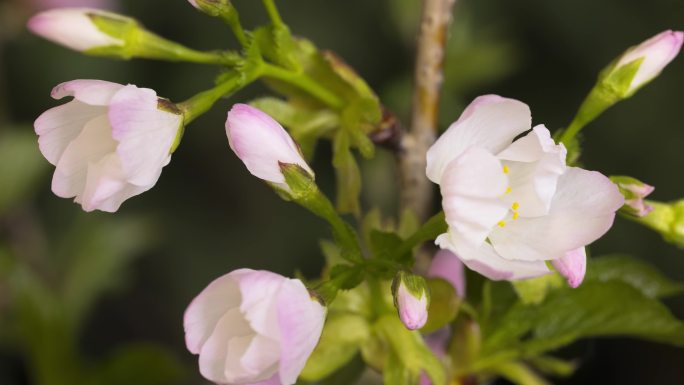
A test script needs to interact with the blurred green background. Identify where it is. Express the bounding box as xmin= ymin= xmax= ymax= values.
xmin=0 ymin=0 xmax=683 ymax=384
